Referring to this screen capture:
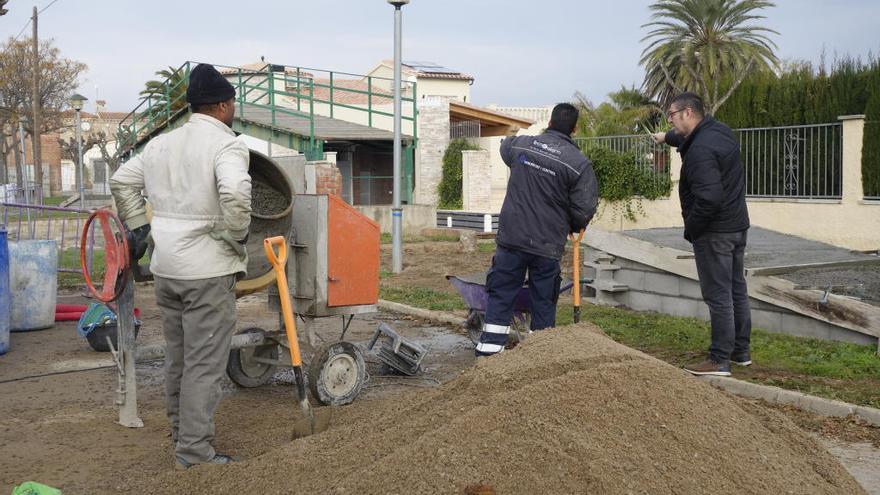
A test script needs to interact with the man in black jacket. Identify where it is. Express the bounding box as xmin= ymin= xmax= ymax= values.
xmin=476 ymin=103 xmax=598 ymax=357
xmin=652 ymin=92 xmax=751 ymax=376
